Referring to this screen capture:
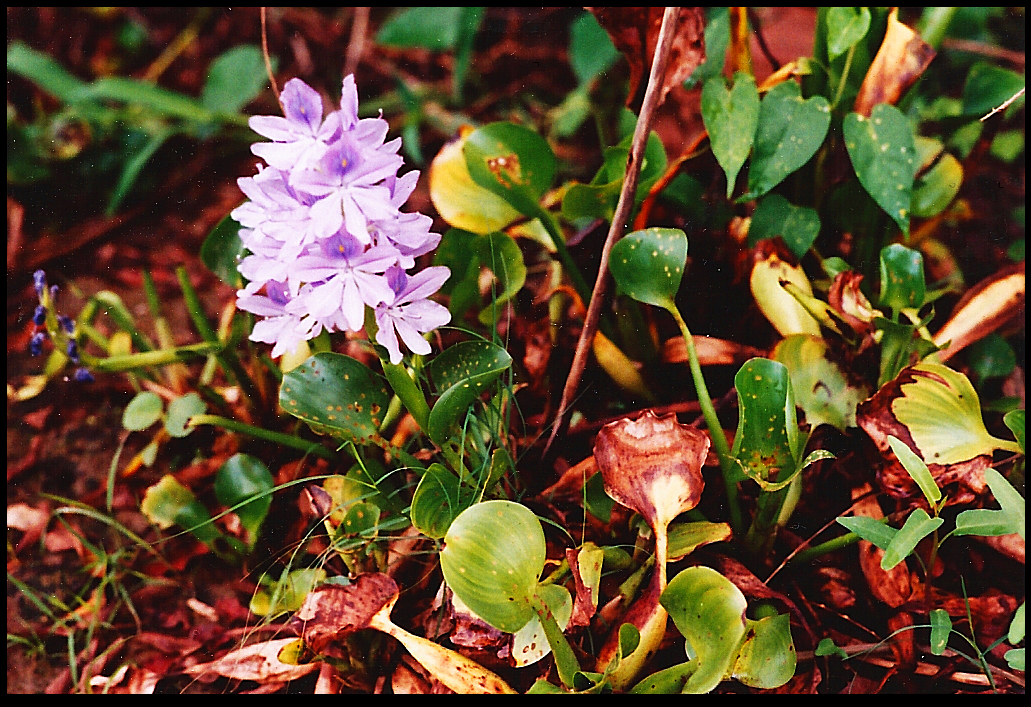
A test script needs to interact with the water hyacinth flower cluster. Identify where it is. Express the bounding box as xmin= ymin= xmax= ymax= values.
xmin=232 ymin=76 xmax=450 ymax=363
xmin=29 ymin=269 xmax=94 ymax=382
